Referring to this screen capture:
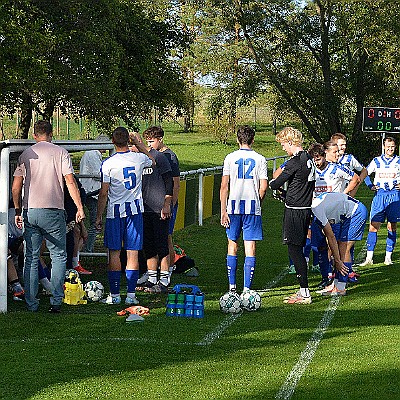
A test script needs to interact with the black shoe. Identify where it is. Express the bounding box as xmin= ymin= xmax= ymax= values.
xmin=48 ymin=305 xmax=61 ymax=313
xmin=317 ymin=279 xmax=332 ymax=290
